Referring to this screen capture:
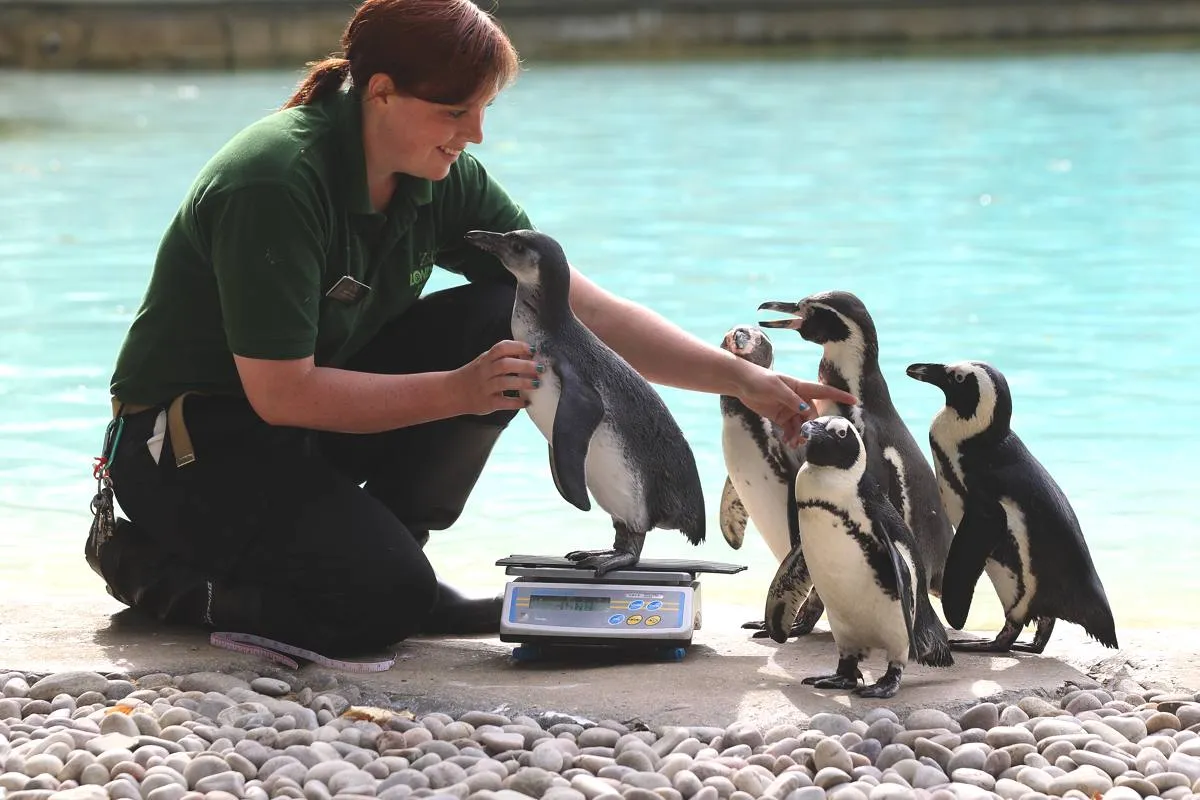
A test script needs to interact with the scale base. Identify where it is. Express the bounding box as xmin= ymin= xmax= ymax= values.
xmin=511 ymin=642 xmax=688 ymax=663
